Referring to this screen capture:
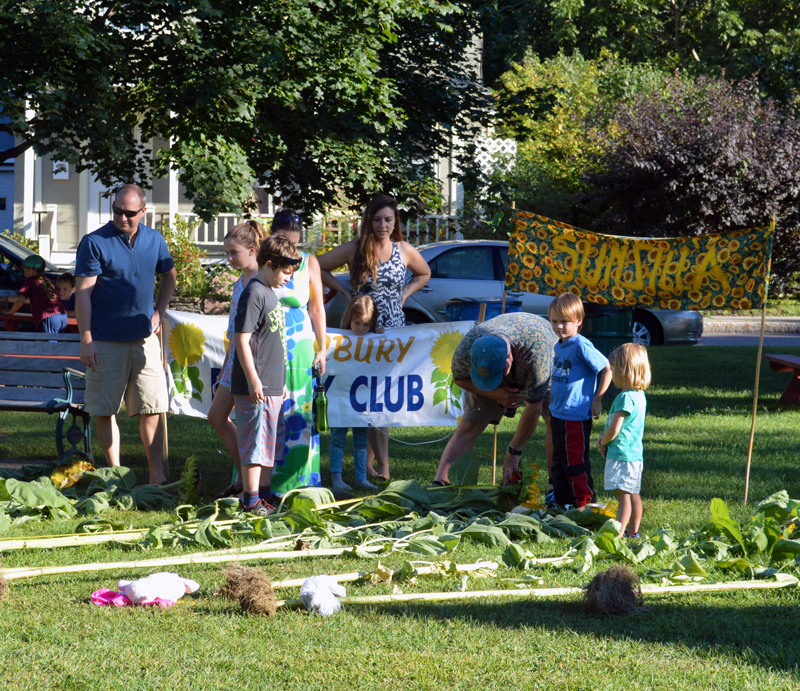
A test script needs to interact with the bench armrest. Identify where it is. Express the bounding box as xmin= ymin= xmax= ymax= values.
xmin=63 ymin=367 xmax=85 ymax=379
